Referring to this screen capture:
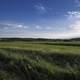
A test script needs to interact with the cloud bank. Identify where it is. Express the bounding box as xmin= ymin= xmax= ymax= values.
xmin=0 ymin=11 xmax=80 ymax=39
